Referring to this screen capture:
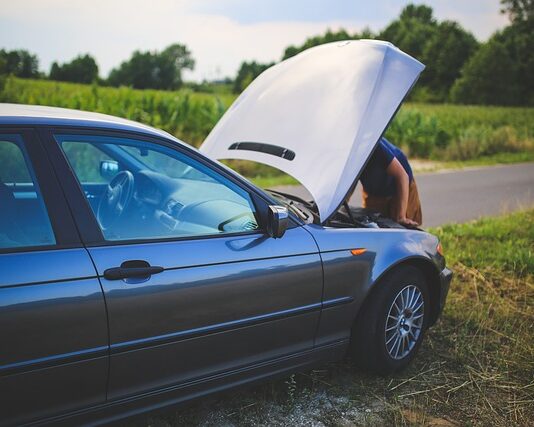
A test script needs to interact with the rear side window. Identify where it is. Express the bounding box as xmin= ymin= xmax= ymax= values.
xmin=0 ymin=135 xmax=55 ymax=250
